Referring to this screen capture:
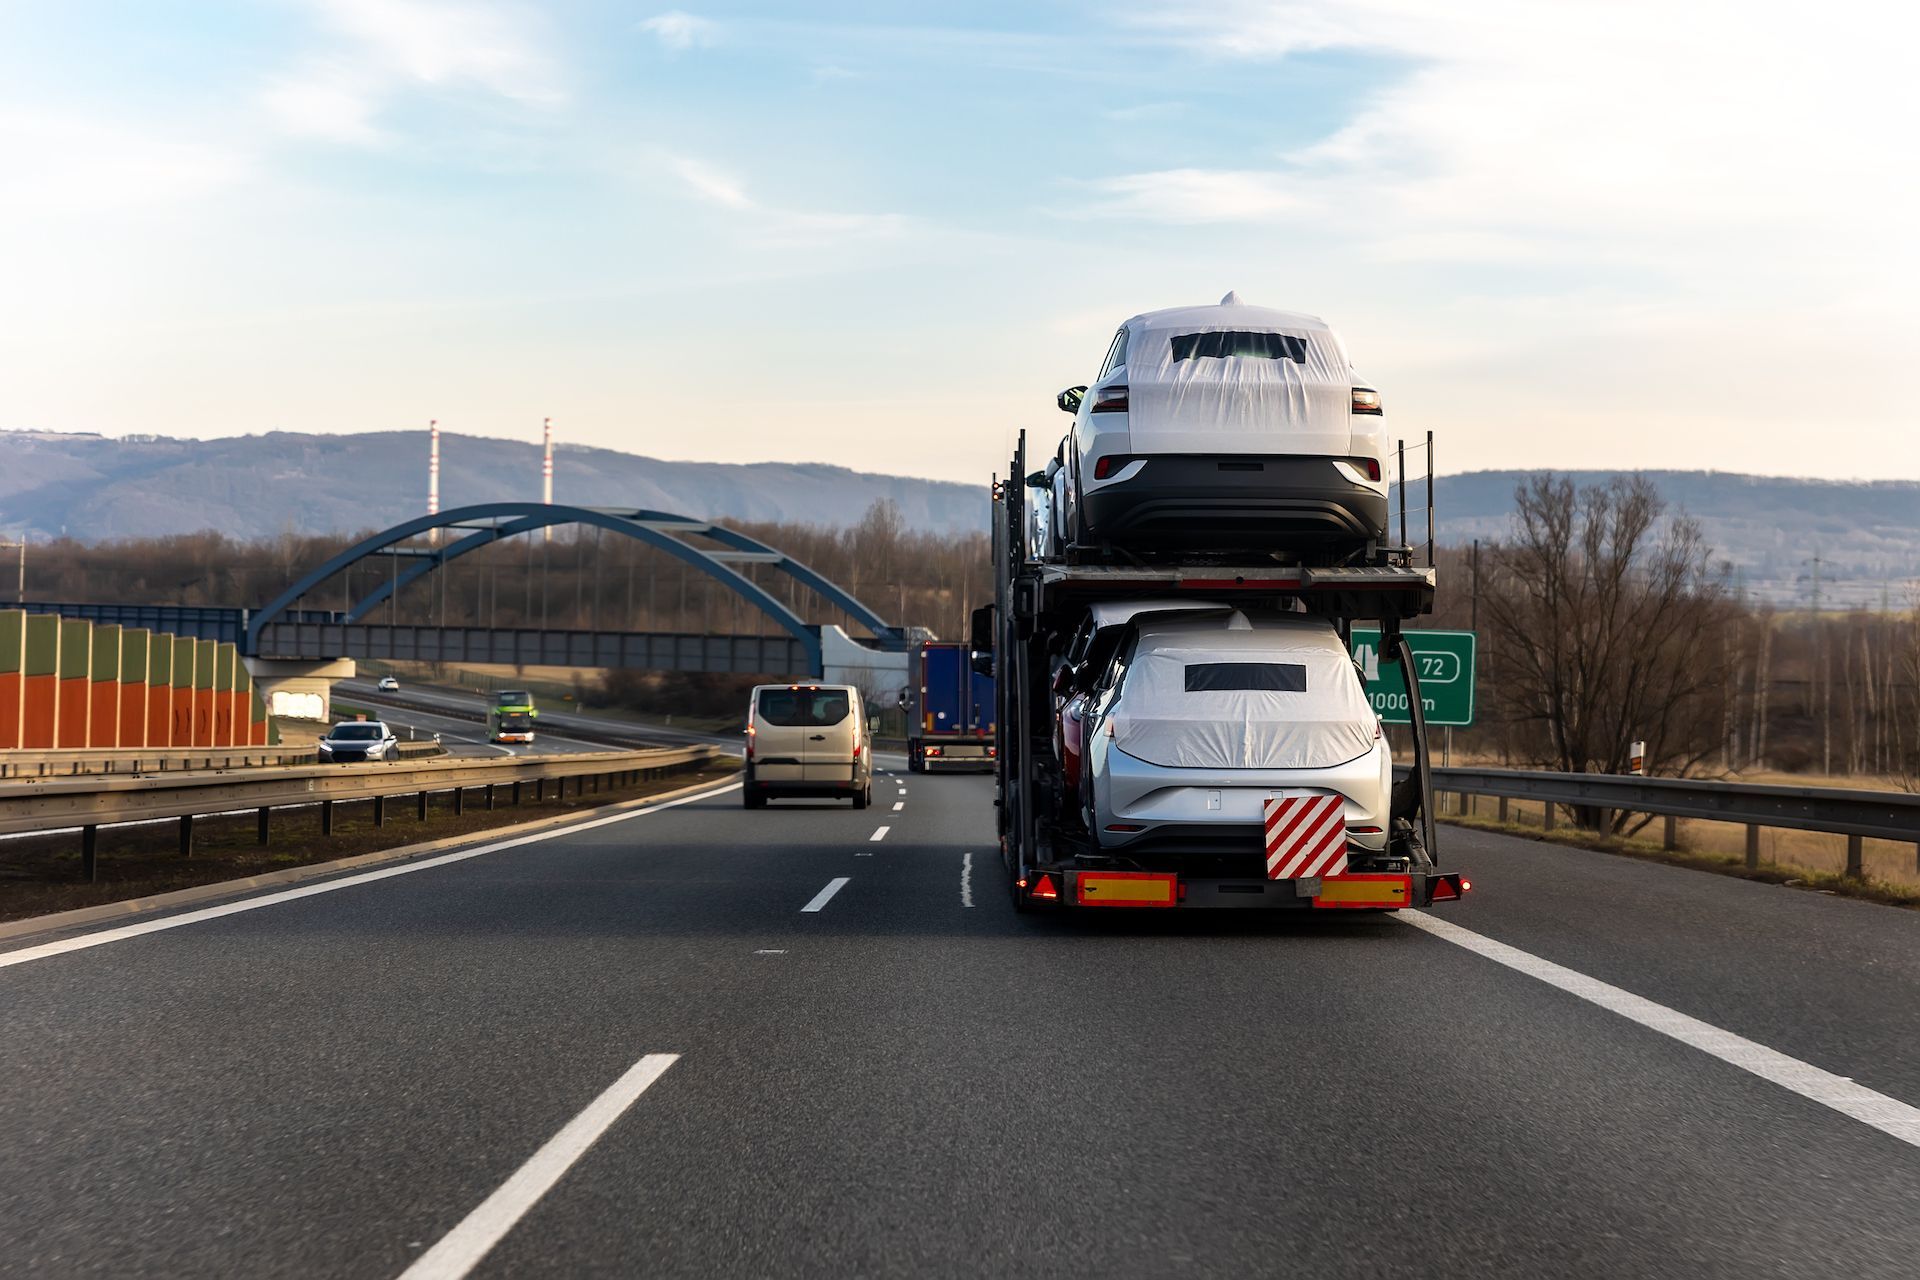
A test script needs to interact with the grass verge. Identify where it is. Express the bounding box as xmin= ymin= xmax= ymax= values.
xmin=0 ymin=766 xmax=738 ymax=923
xmin=1441 ymin=813 xmax=1920 ymax=909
